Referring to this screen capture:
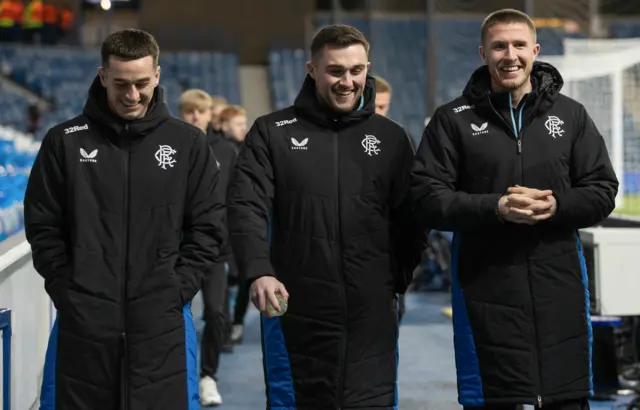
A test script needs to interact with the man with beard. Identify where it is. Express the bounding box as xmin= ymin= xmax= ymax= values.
xmin=178 ymin=88 xmax=238 ymax=406
xmin=227 ymin=24 xmax=425 ymax=409
xmin=25 ymin=29 xmax=227 ymax=410
xmin=411 ymin=9 xmax=618 ymax=410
